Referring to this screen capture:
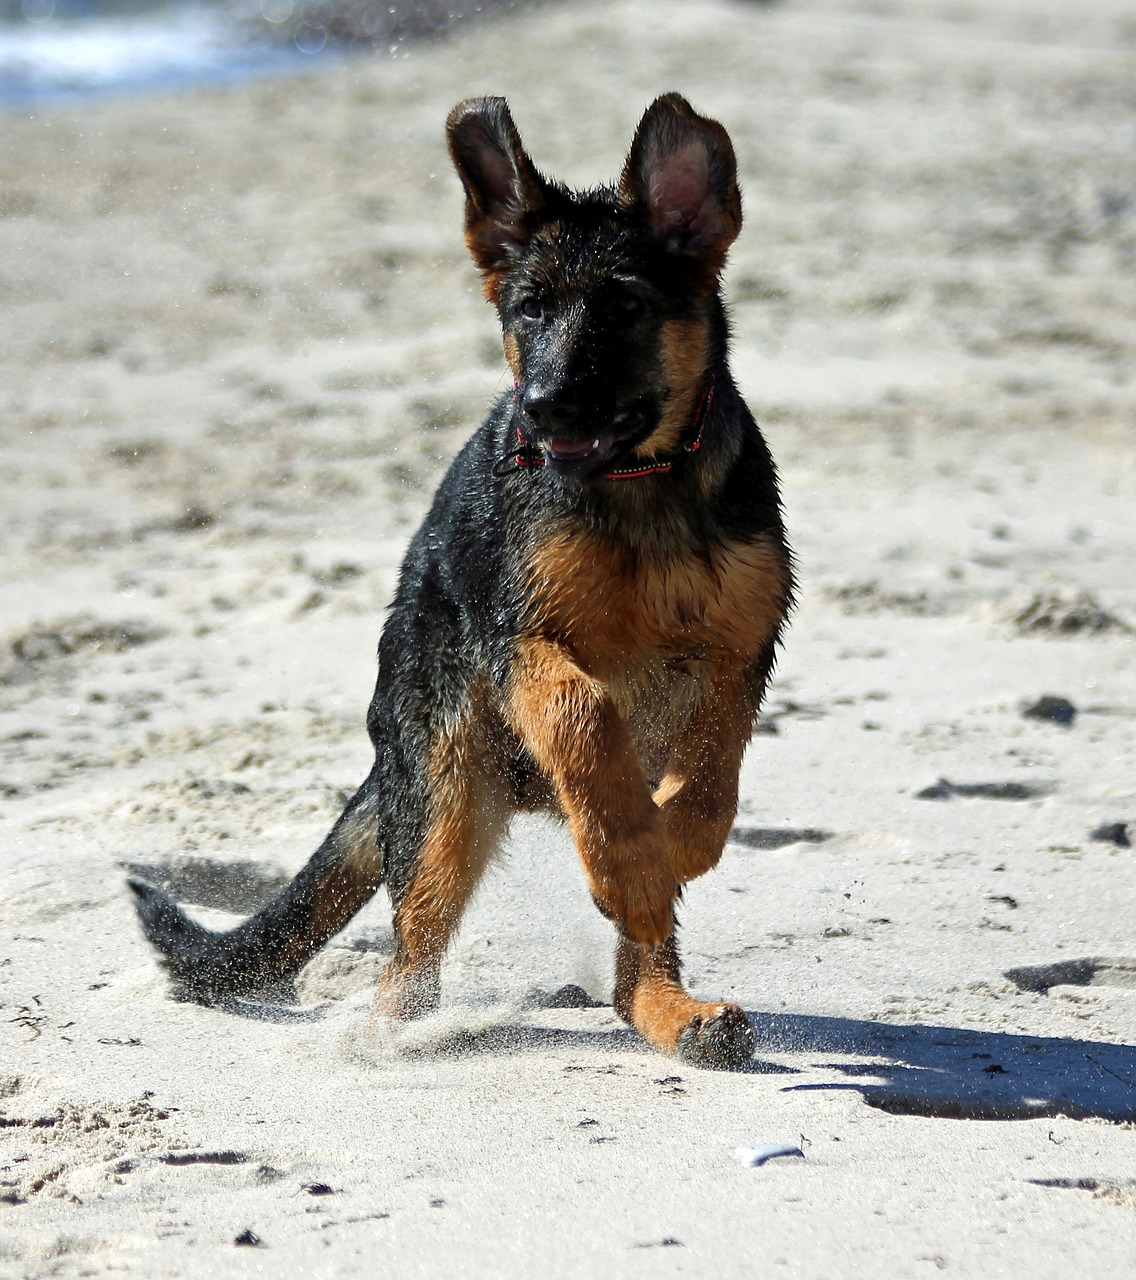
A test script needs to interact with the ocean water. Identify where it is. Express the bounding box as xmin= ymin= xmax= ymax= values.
xmin=0 ymin=2 xmax=336 ymax=107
